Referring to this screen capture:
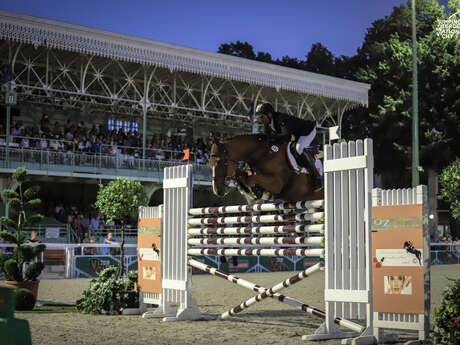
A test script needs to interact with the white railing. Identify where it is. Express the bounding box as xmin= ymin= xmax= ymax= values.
xmin=0 ymin=243 xmax=137 ymax=279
